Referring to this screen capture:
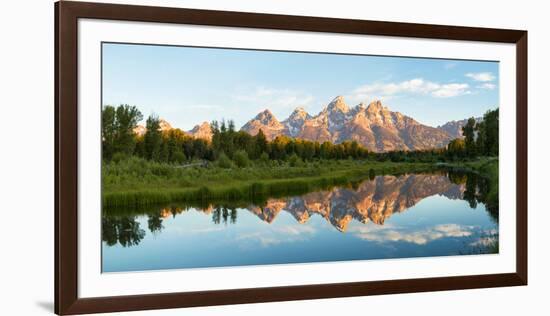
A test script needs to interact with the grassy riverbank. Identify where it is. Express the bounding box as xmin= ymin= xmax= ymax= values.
xmin=103 ymin=157 xmax=442 ymax=209
xmin=103 ymin=156 xmax=499 ymax=209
